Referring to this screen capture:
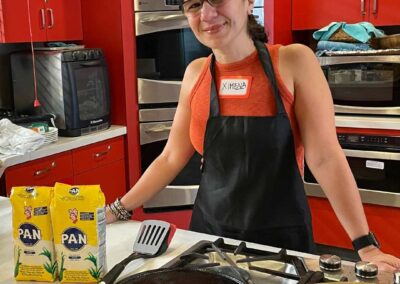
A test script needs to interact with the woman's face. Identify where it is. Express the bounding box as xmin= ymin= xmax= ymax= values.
xmin=183 ymin=0 xmax=254 ymax=50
